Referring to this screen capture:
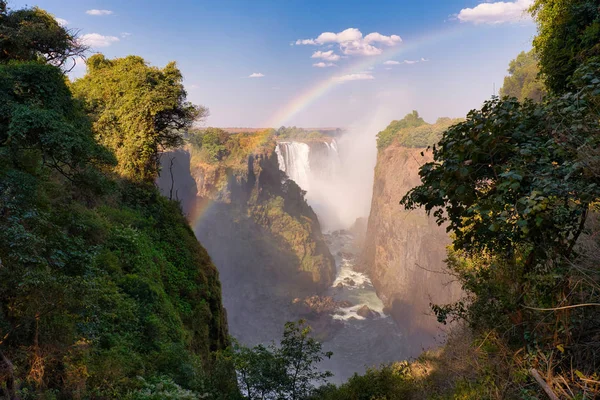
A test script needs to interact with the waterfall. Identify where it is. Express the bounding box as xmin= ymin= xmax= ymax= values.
xmin=276 ymin=140 xmax=344 ymax=230
xmin=275 ymin=141 xmax=312 ymax=190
